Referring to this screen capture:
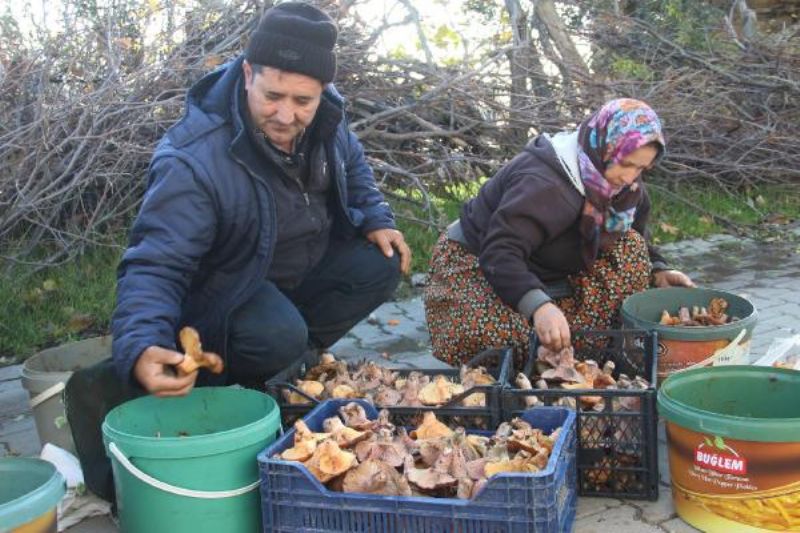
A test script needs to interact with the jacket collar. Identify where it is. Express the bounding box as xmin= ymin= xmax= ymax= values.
xmin=545 ymin=130 xmax=585 ymax=196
